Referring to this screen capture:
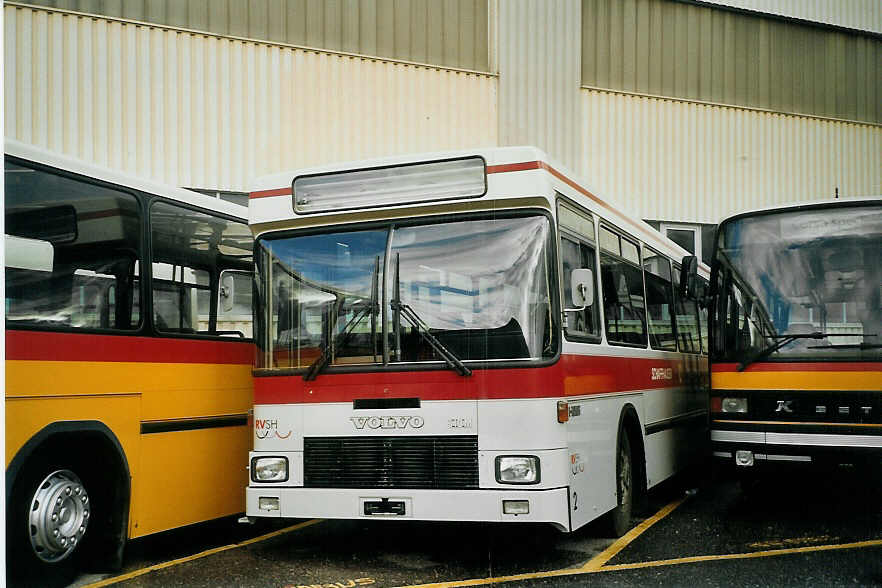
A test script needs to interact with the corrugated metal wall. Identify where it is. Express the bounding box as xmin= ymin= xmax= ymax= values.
xmin=17 ymin=0 xmax=491 ymax=71
xmin=582 ymin=0 xmax=881 ymax=125
xmin=497 ymin=0 xmax=582 ymax=172
xmin=698 ymin=0 xmax=882 ymax=35
xmin=580 ymin=88 xmax=882 ymax=224
xmin=4 ymin=4 xmax=498 ymax=192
